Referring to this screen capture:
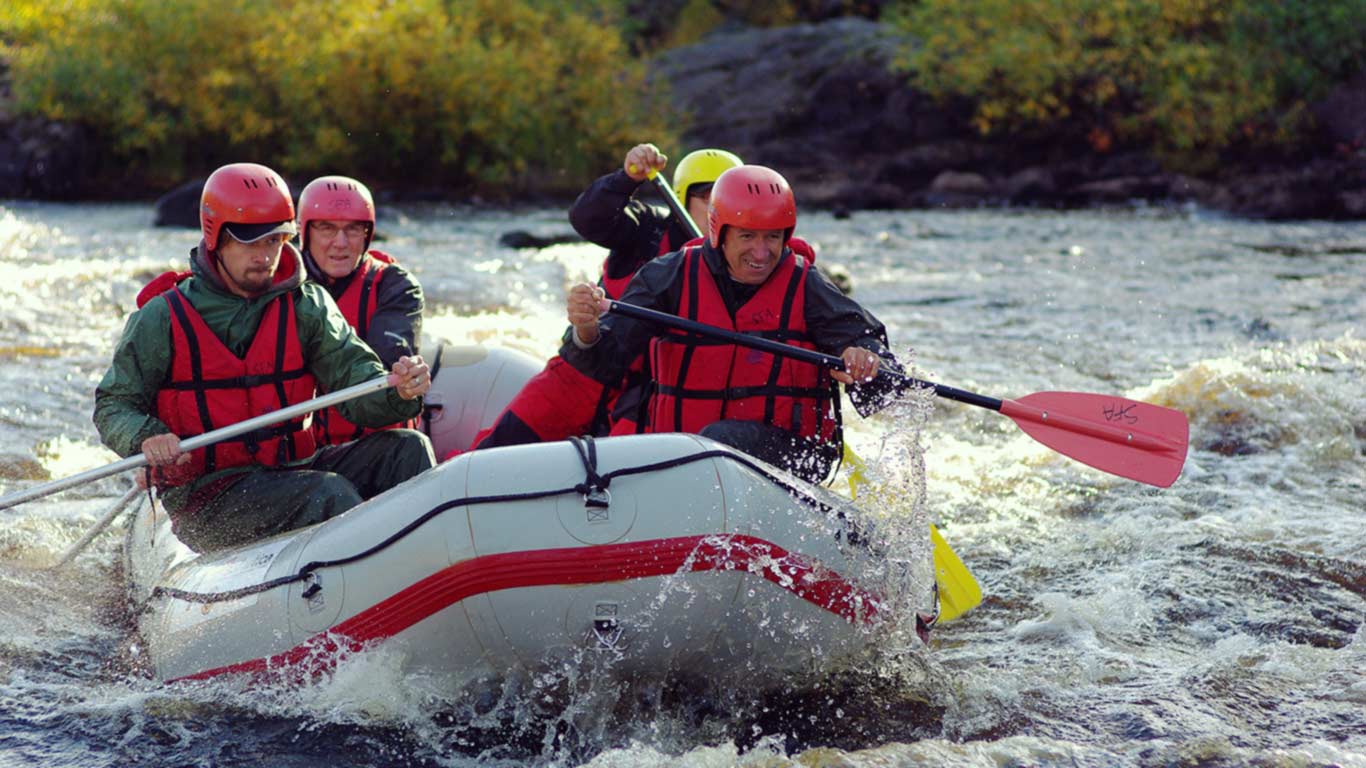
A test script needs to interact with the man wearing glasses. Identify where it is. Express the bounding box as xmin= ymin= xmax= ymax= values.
xmin=297 ymin=175 xmax=426 ymax=446
xmin=95 ymin=164 xmax=434 ymax=553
